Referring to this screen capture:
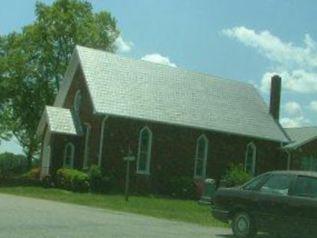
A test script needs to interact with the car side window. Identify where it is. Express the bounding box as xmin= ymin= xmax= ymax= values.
xmin=293 ymin=176 xmax=317 ymax=199
xmin=242 ymin=174 xmax=266 ymax=191
xmin=259 ymin=174 xmax=291 ymax=196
